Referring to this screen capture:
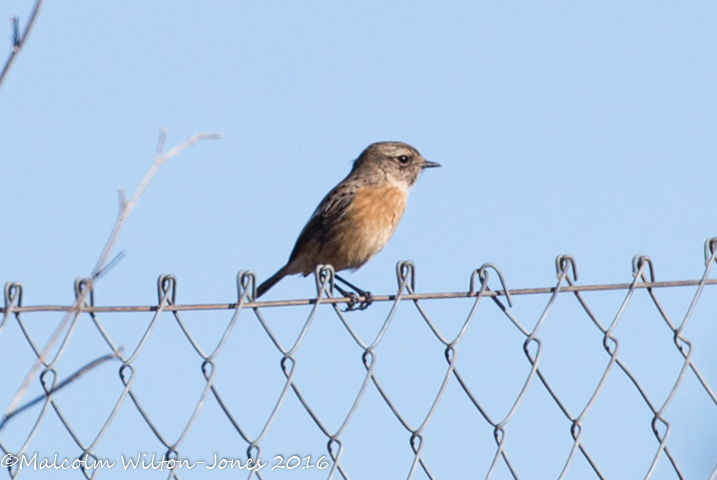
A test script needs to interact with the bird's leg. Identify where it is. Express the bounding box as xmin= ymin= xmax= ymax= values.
xmin=334 ymin=274 xmax=373 ymax=311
